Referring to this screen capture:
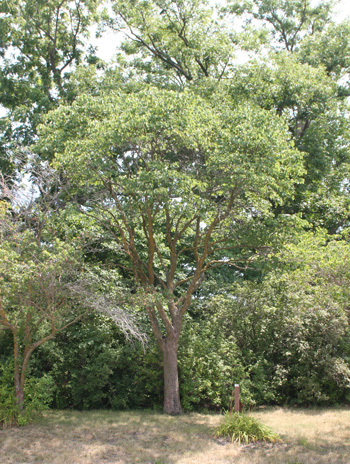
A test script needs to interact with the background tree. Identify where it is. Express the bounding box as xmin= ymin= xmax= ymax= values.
xmin=0 ymin=0 xmax=100 ymax=177
xmin=0 ymin=206 xmax=85 ymax=412
xmin=229 ymin=53 xmax=350 ymax=232
xmin=225 ymin=0 xmax=350 ymax=232
xmin=227 ymin=0 xmax=334 ymax=52
xmin=104 ymin=0 xmax=233 ymax=86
